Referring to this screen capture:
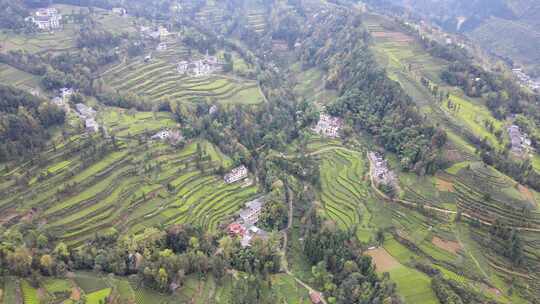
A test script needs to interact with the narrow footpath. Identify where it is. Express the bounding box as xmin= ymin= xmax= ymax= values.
xmin=281 ymin=182 xmax=327 ymax=304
